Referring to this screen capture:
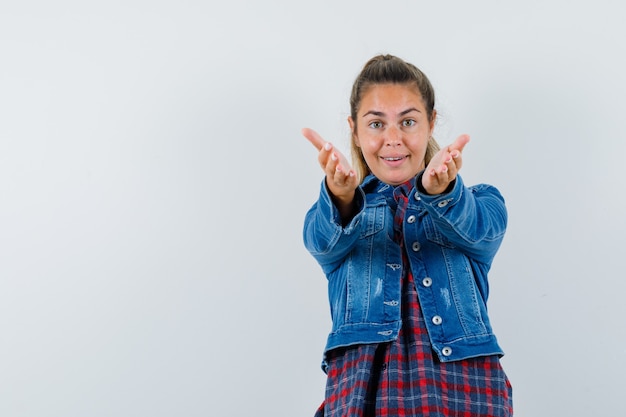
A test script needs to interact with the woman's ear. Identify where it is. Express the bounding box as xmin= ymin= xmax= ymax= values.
xmin=429 ymin=109 xmax=437 ymax=133
xmin=348 ymin=116 xmax=359 ymax=147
